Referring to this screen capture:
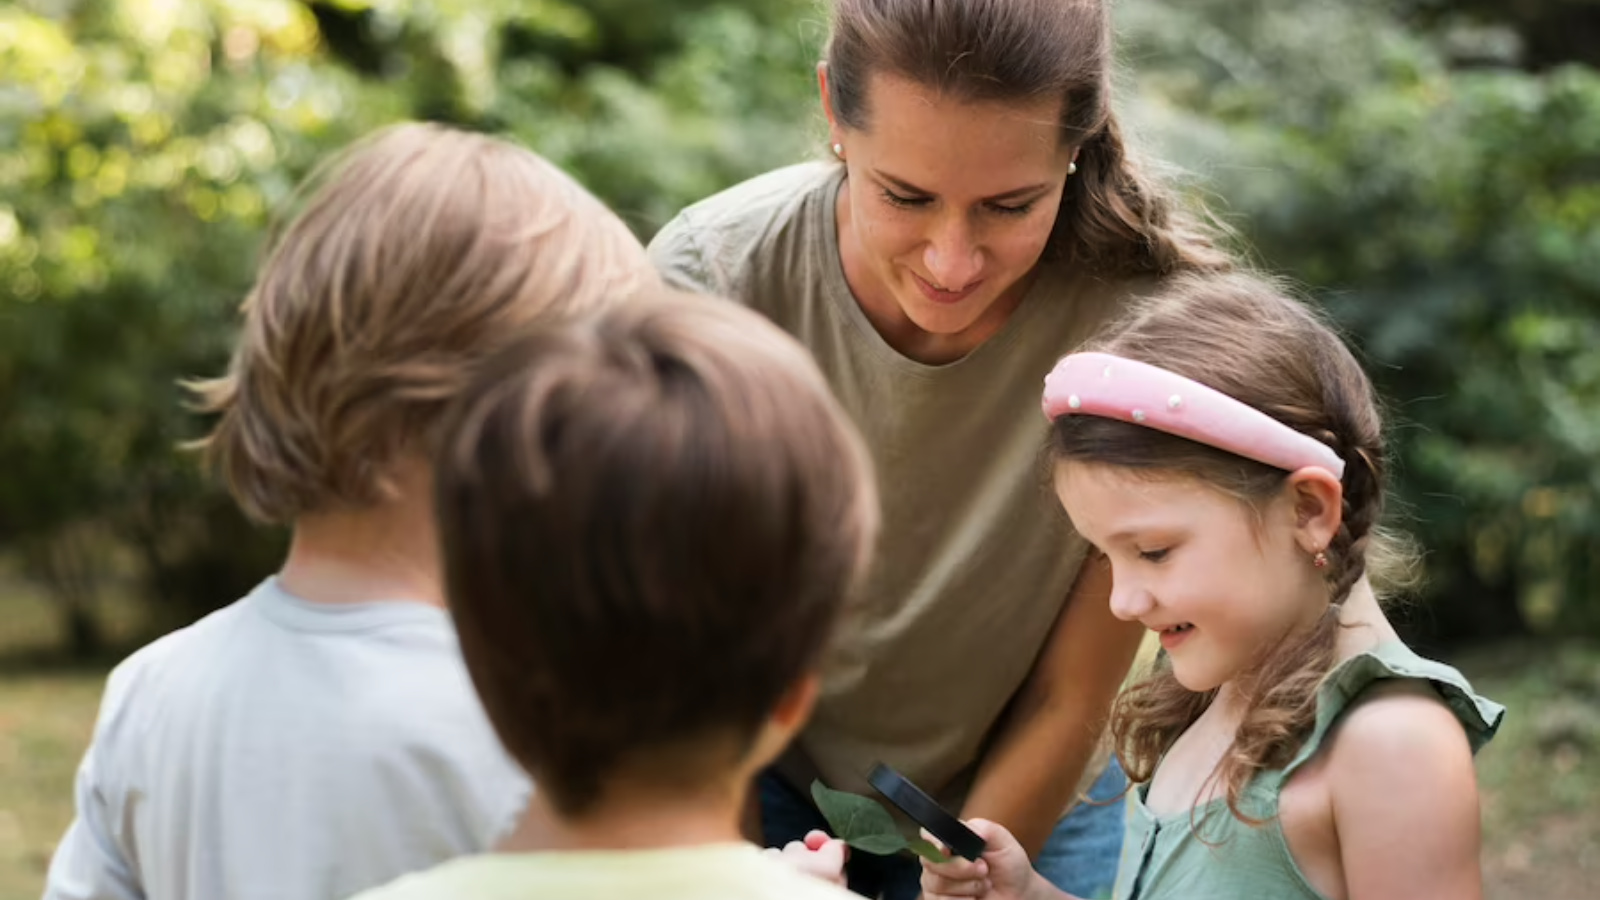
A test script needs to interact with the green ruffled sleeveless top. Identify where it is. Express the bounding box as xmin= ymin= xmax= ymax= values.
xmin=1112 ymin=641 xmax=1505 ymax=900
